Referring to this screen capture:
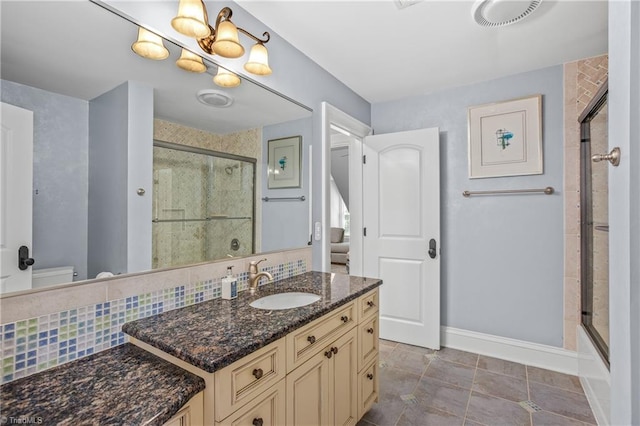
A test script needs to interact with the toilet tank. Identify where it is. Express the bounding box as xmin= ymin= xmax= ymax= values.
xmin=32 ymin=266 xmax=75 ymax=289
